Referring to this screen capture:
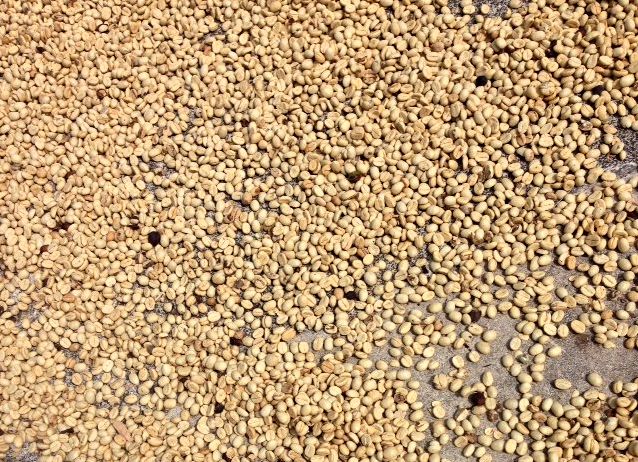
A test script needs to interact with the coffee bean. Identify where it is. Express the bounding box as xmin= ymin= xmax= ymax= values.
xmin=469 ymin=309 xmax=481 ymax=323
xmin=469 ymin=391 xmax=486 ymax=406
xmin=148 ymin=231 xmax=161 ymax=246
xmin=344 ymin=291 xmax=358 ymax=301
